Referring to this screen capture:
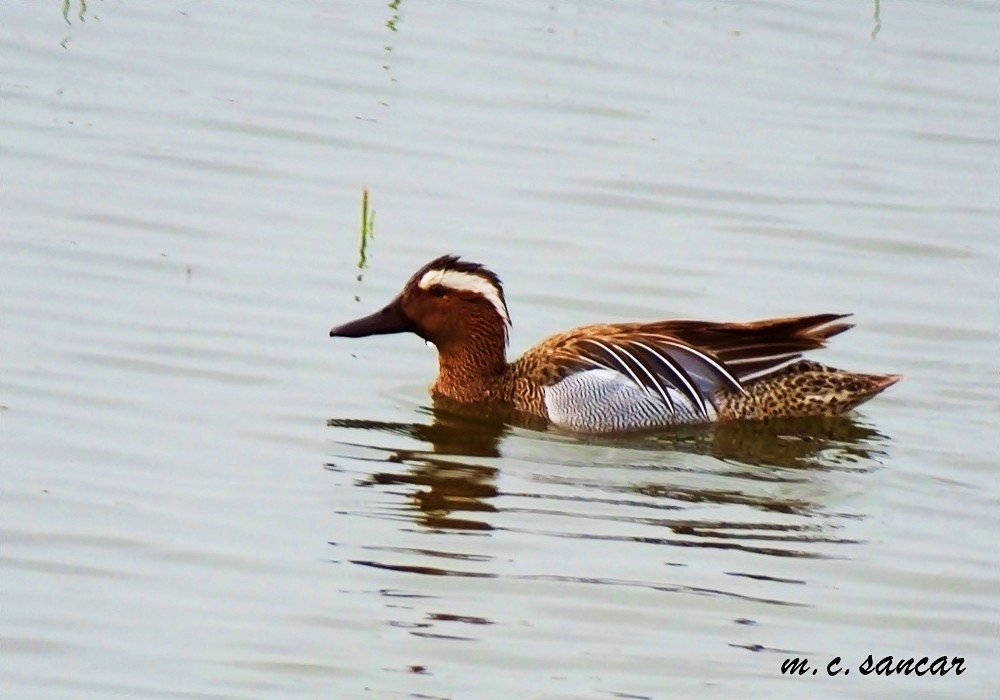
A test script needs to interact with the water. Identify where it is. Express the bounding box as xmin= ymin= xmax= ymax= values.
xmin=3 ymin=1 xmax=997 ymax=698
